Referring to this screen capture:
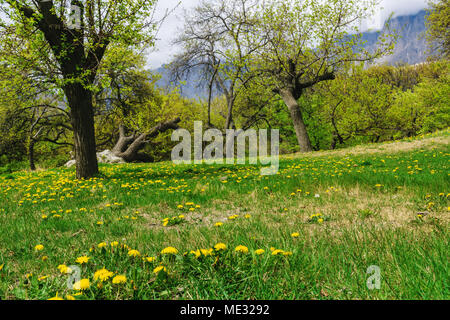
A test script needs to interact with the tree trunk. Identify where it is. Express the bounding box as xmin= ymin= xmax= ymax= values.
xmin=66 ymin=84 xmax=99 ymax=179
xmin=29 ymin=139 xmax=36 ymax=171
xmin=113 ymin=118 xmax=181 ymax=162
xmin=112 ymin=124 xmax=135 ymax=154
xmin=280 ymin=89 xmax=313 ymax=152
